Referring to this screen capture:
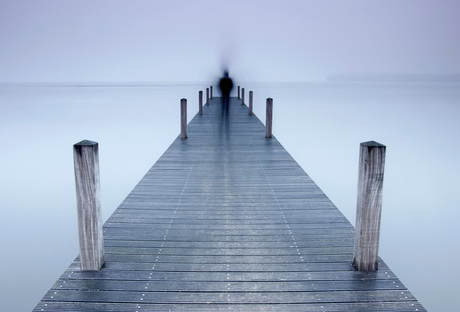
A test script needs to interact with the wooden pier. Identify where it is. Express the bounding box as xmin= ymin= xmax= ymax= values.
xmin=34 ymin=96 xmax=425 ymax=311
